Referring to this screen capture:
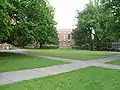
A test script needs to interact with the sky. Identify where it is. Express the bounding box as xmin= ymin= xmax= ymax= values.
xmin=49 ymin=0 xmax=89 ymax=29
